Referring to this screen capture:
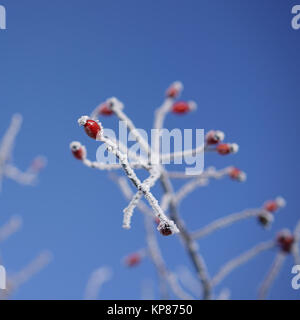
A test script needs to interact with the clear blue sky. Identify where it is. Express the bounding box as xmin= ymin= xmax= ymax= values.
xmin=0 ymin=0 xmax=299 ymax=300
